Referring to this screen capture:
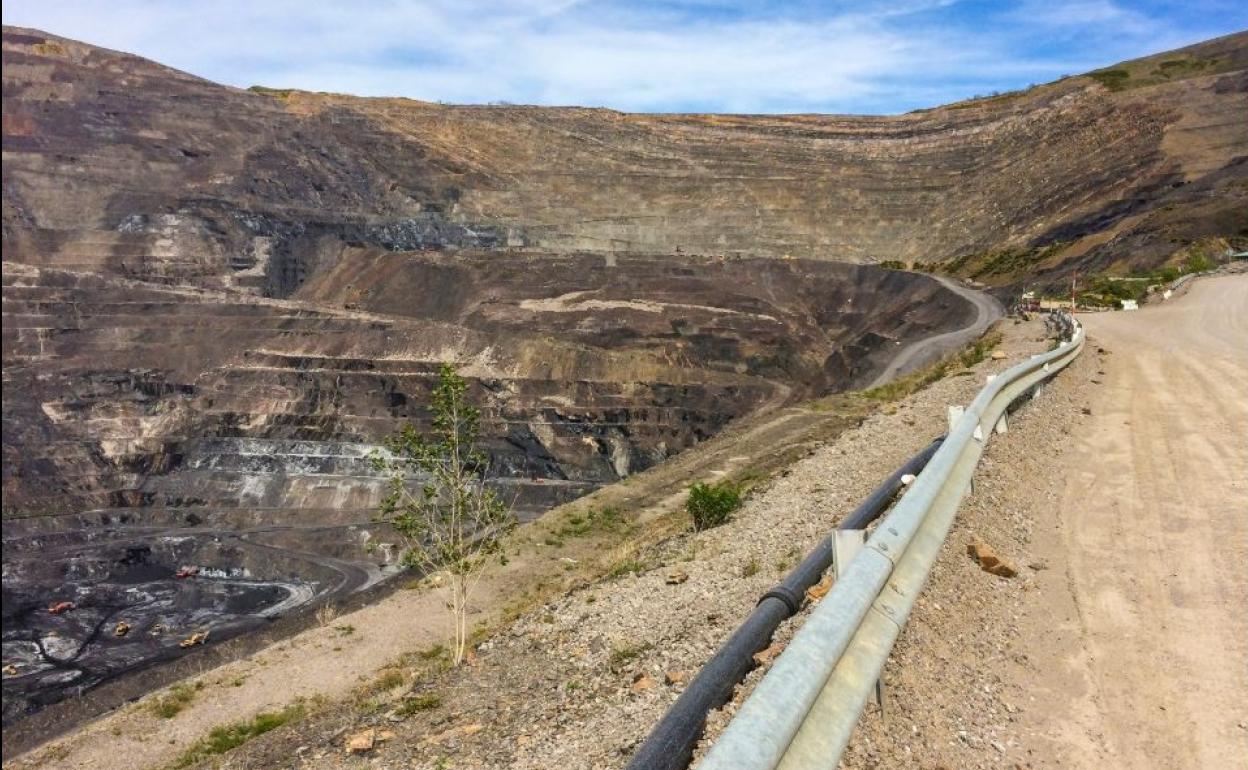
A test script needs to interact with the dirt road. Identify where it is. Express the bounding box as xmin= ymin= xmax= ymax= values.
xmin=1021 ymin=275 xmax=1248 ymax=768
xmin=868 ymin=274 xmax=1004 ymax=388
